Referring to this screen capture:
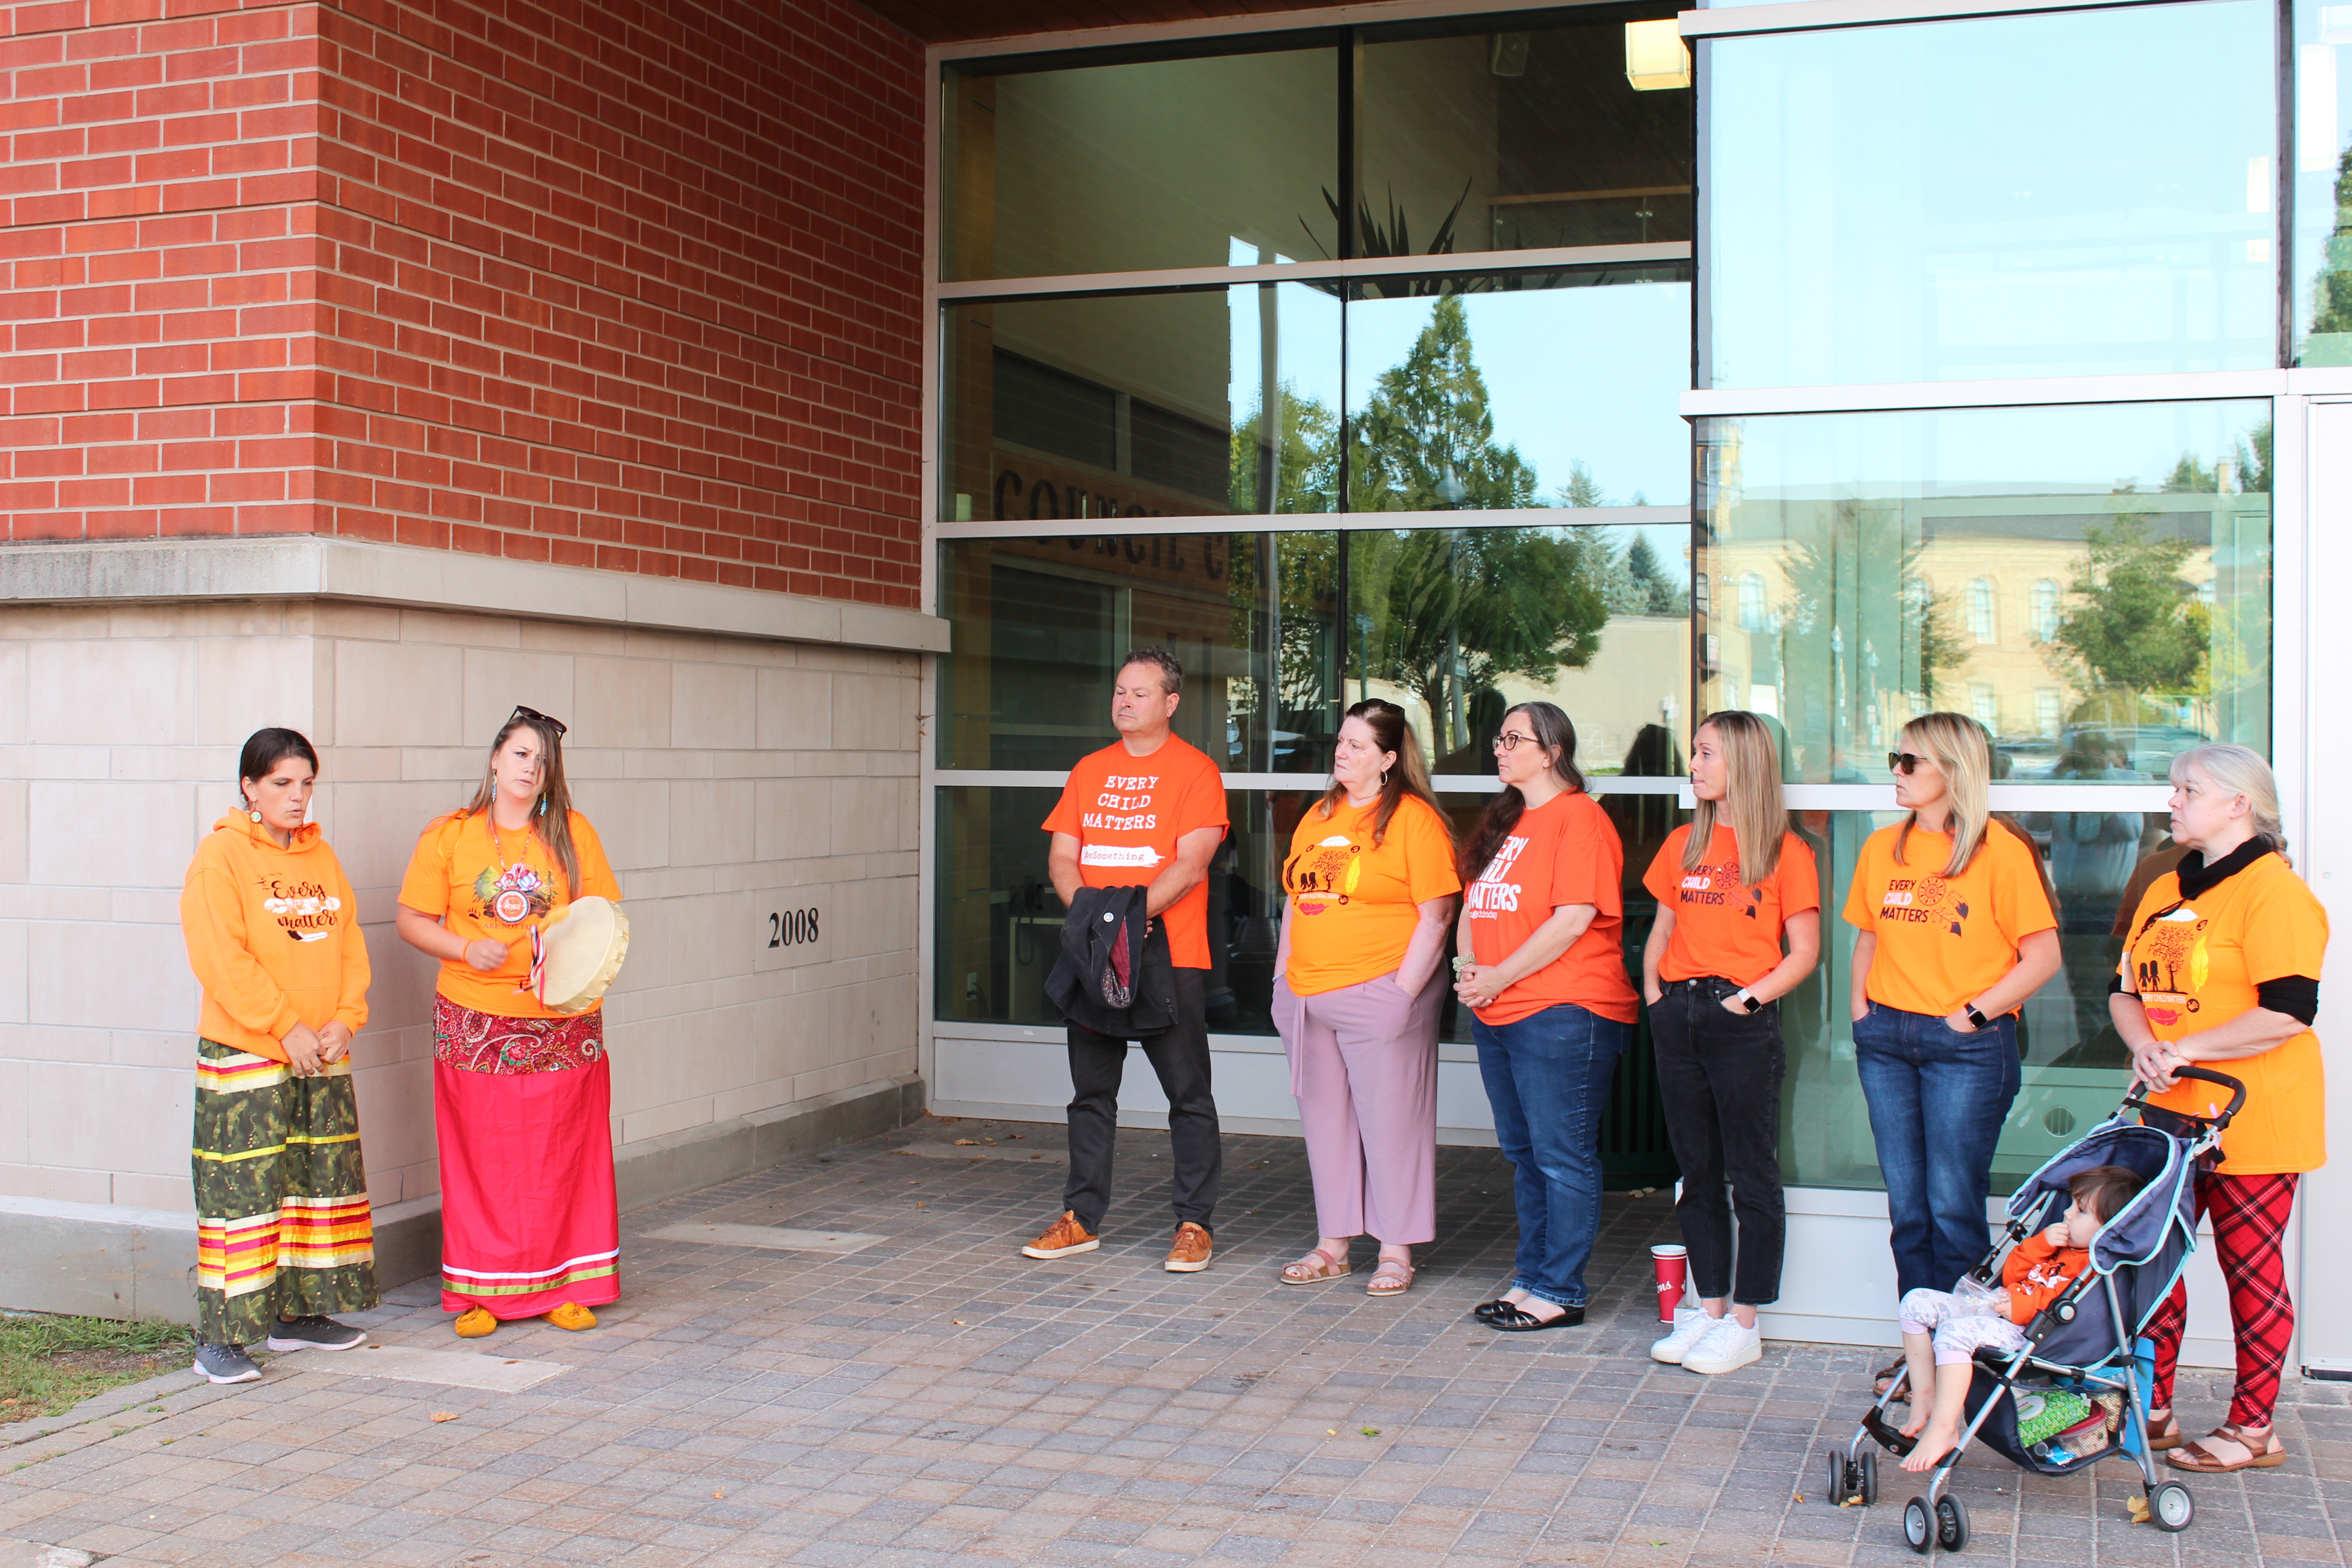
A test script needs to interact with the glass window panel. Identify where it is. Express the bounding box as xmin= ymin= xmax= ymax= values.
xmin=1356 ymin=7 xmax=1691 ymax=256
xmin=1786 ymin=809 xmax=2153 ymax=1191
xmin=1346 ymin=521 xmax=1694 ymax=772
xmin=942 ymin=284 xmax=1344 ymax=523
xmin=942 ymin=41 xmax=1339 ymax=281
xmin=2296 ymin=0 xmax=2352 ymax=363
xmin=1345 ymin=267 xmax=1693 ymax=511
xmin=938 ymin=534 xmax=1343 ymax=774
xmin=1705 ymin=2 xmax=2278 ymax=387
xmin=935 ymin=786 xmax=1287 ymax=1035
xmin=1697 ymin=401 xmax=2273 ymax=784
